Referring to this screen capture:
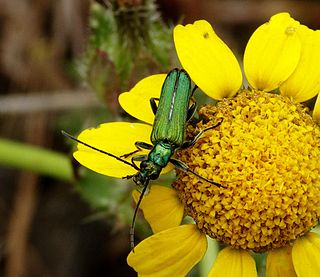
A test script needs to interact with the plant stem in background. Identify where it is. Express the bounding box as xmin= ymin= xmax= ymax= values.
xmin=0 ymin=138 xmax=73 ymax=182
